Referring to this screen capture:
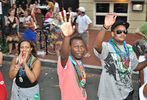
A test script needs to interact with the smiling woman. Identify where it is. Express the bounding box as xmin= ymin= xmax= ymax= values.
xmin=8 ymin=39 xmax=41 ymax=100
